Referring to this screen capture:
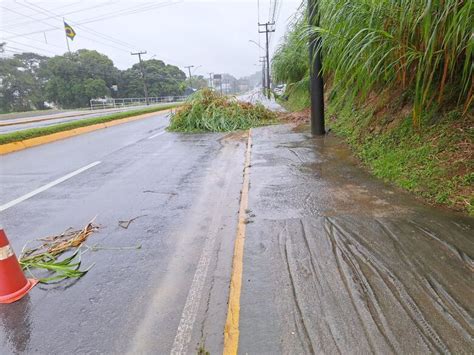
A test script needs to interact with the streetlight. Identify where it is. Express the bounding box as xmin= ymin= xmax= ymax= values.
xmin=192 ymin=65 xmax=202 ymax=75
